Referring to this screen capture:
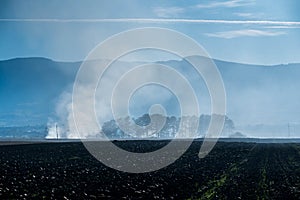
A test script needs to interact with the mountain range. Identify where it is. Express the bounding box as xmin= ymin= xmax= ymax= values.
xmin=1 ymin=56 xmax=300 ymax=138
